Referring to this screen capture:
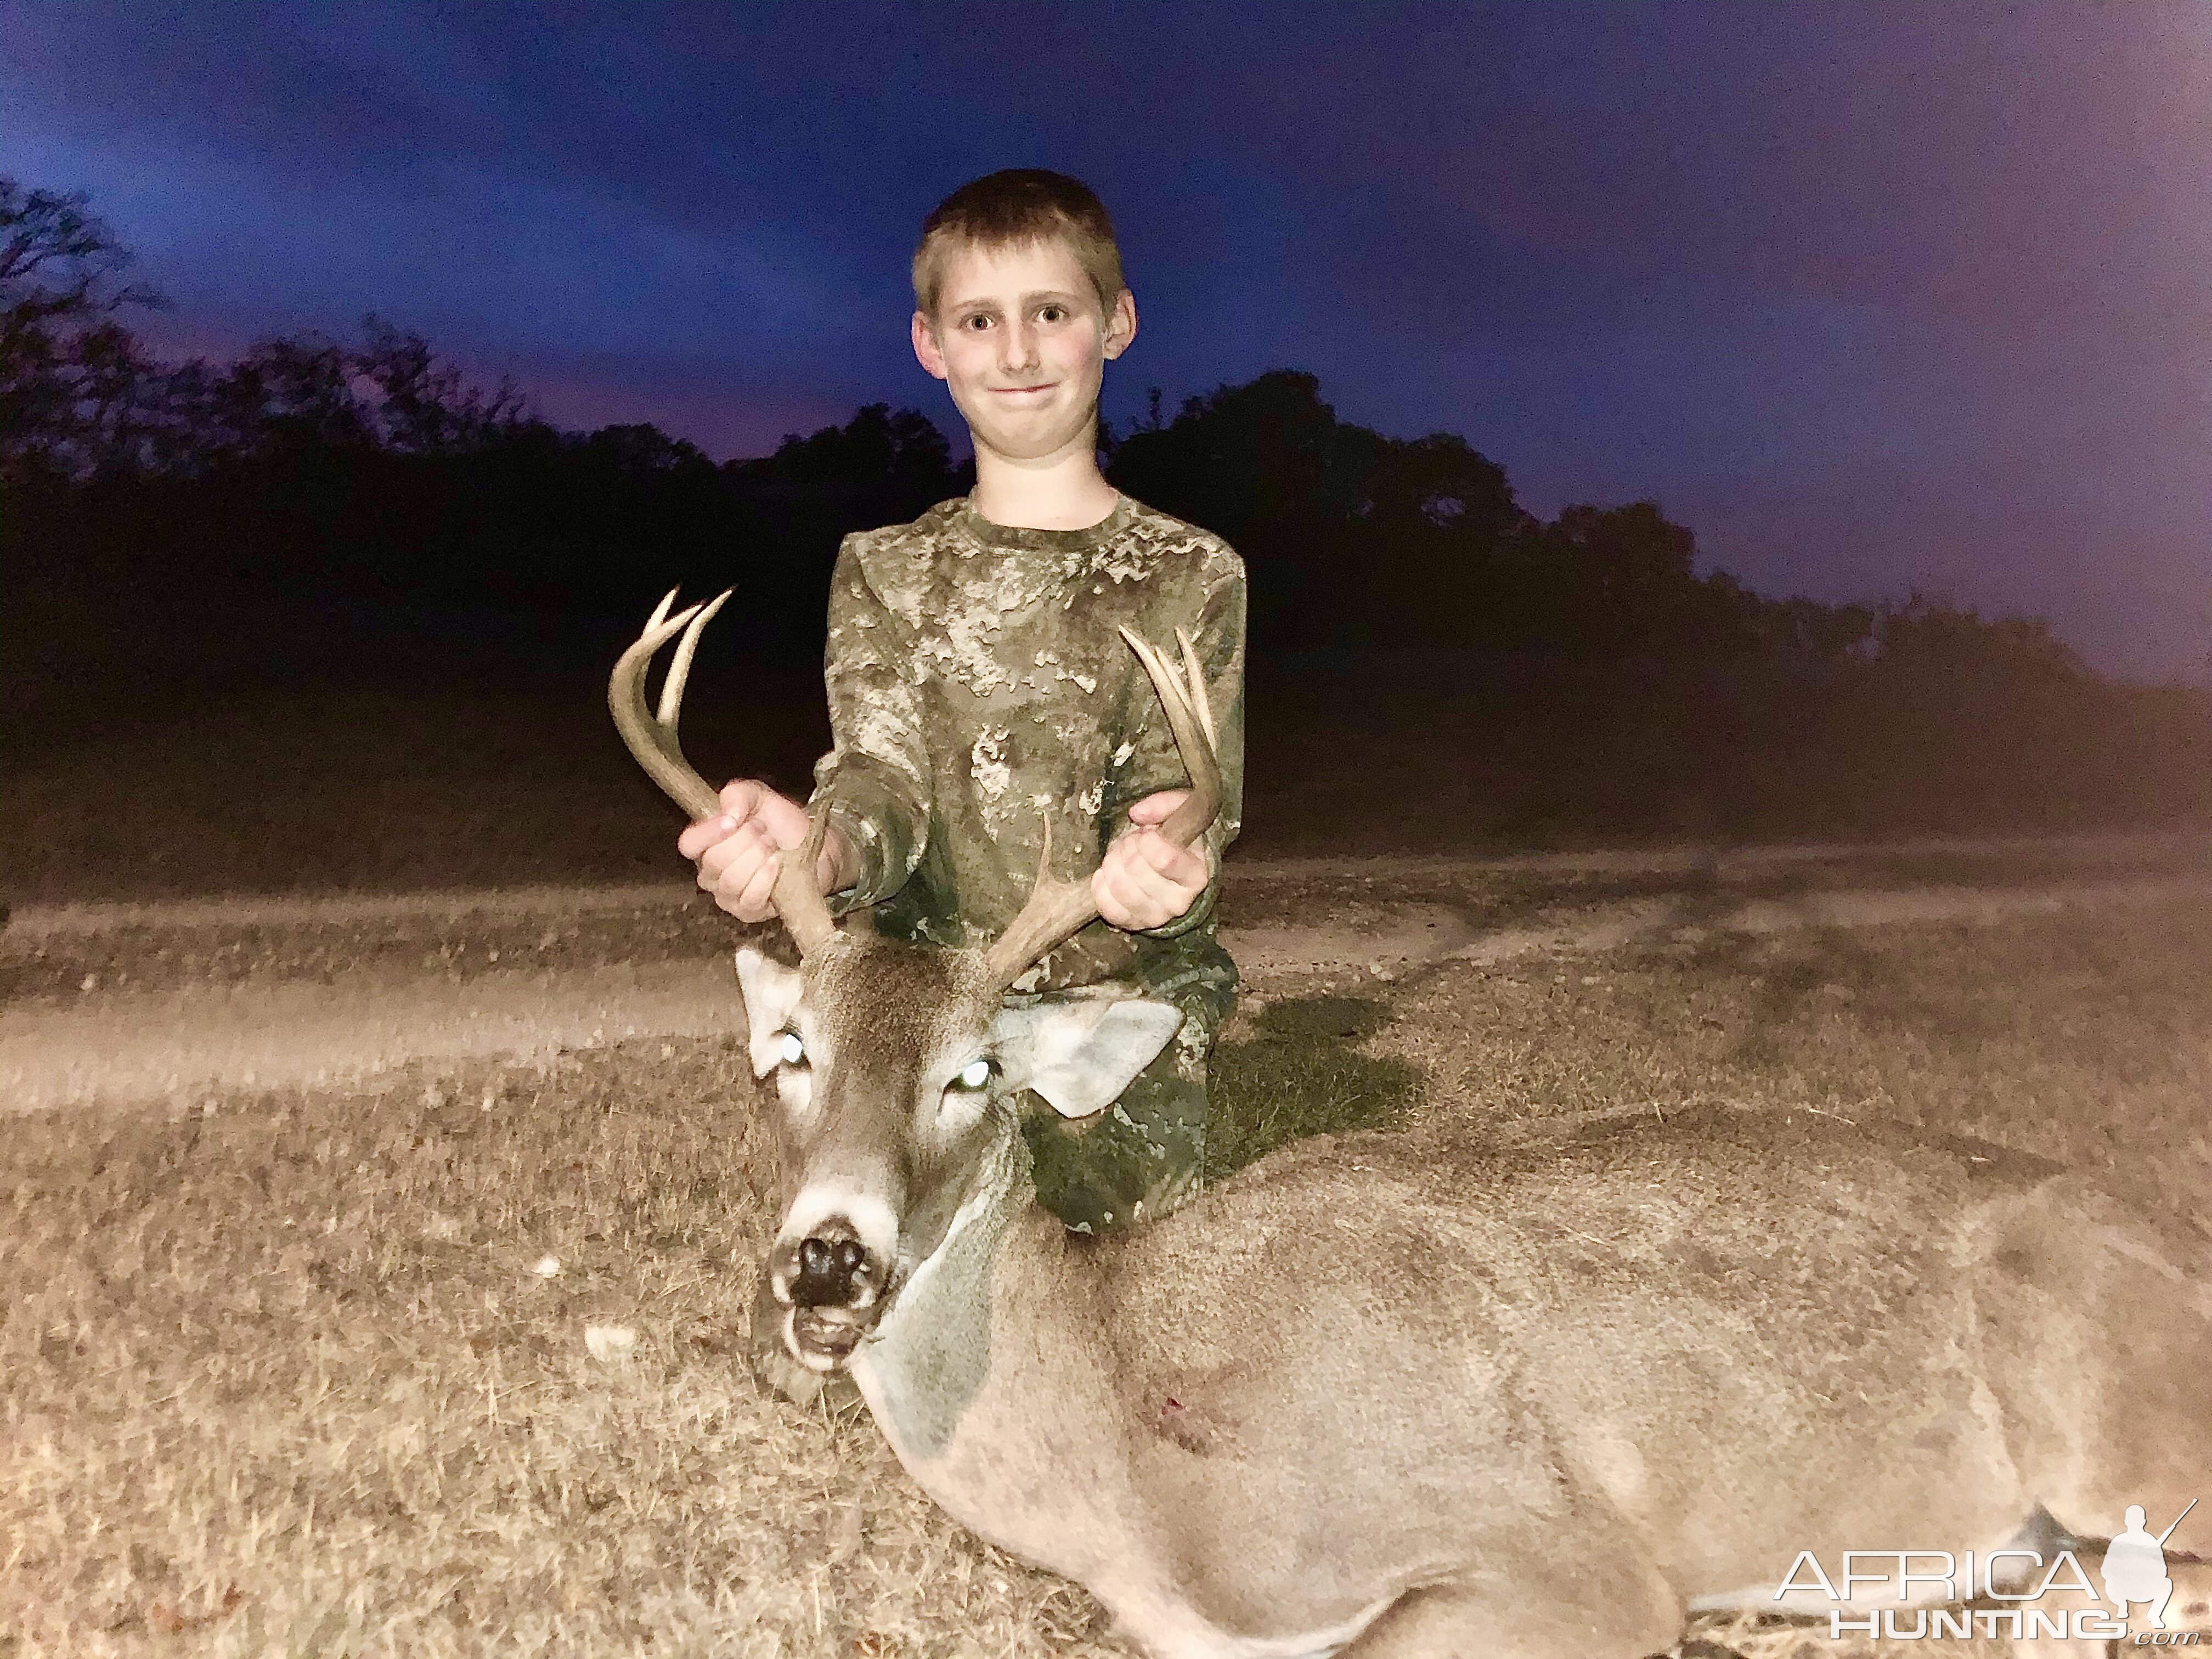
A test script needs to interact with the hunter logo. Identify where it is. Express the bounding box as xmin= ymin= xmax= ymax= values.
xmin=1776 ymin=1500 xmax=2200 ymax=1644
